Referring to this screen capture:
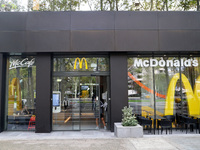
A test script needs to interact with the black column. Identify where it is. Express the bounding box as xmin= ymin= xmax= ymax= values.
xmin=0 ymin=54 xmax=6 ymax=132
xmin=110 ymin=53 xmax=128 ymax=132
xmin=36 ymin=53 xmax=52 ymax=133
